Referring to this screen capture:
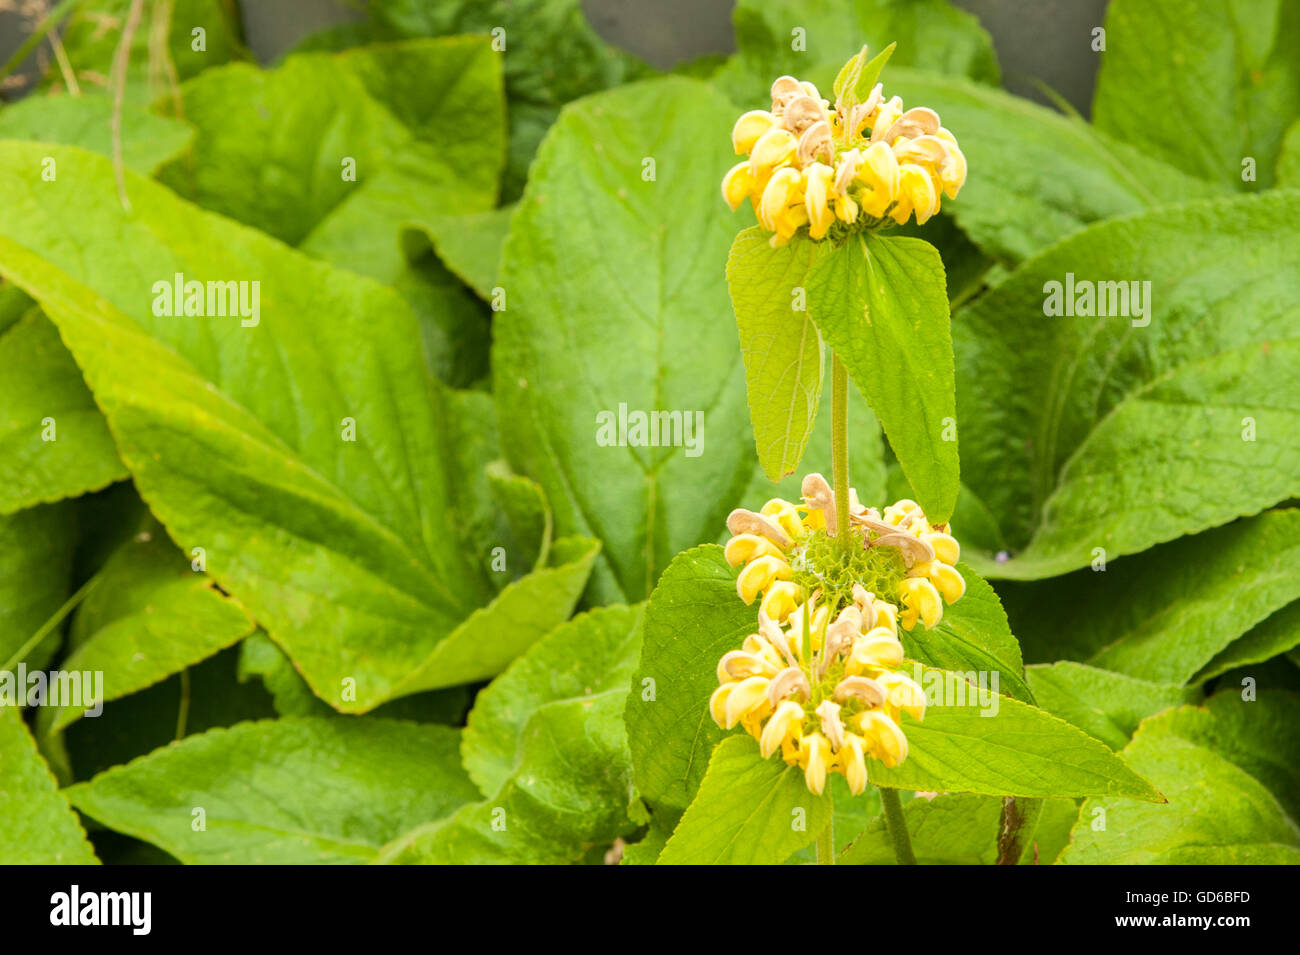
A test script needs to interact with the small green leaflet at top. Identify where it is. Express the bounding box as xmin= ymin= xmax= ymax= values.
xmin=805 ymin=231 xmax=959 ymax=524
xmin=834 ymin=41 xmax=896 ymax=109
